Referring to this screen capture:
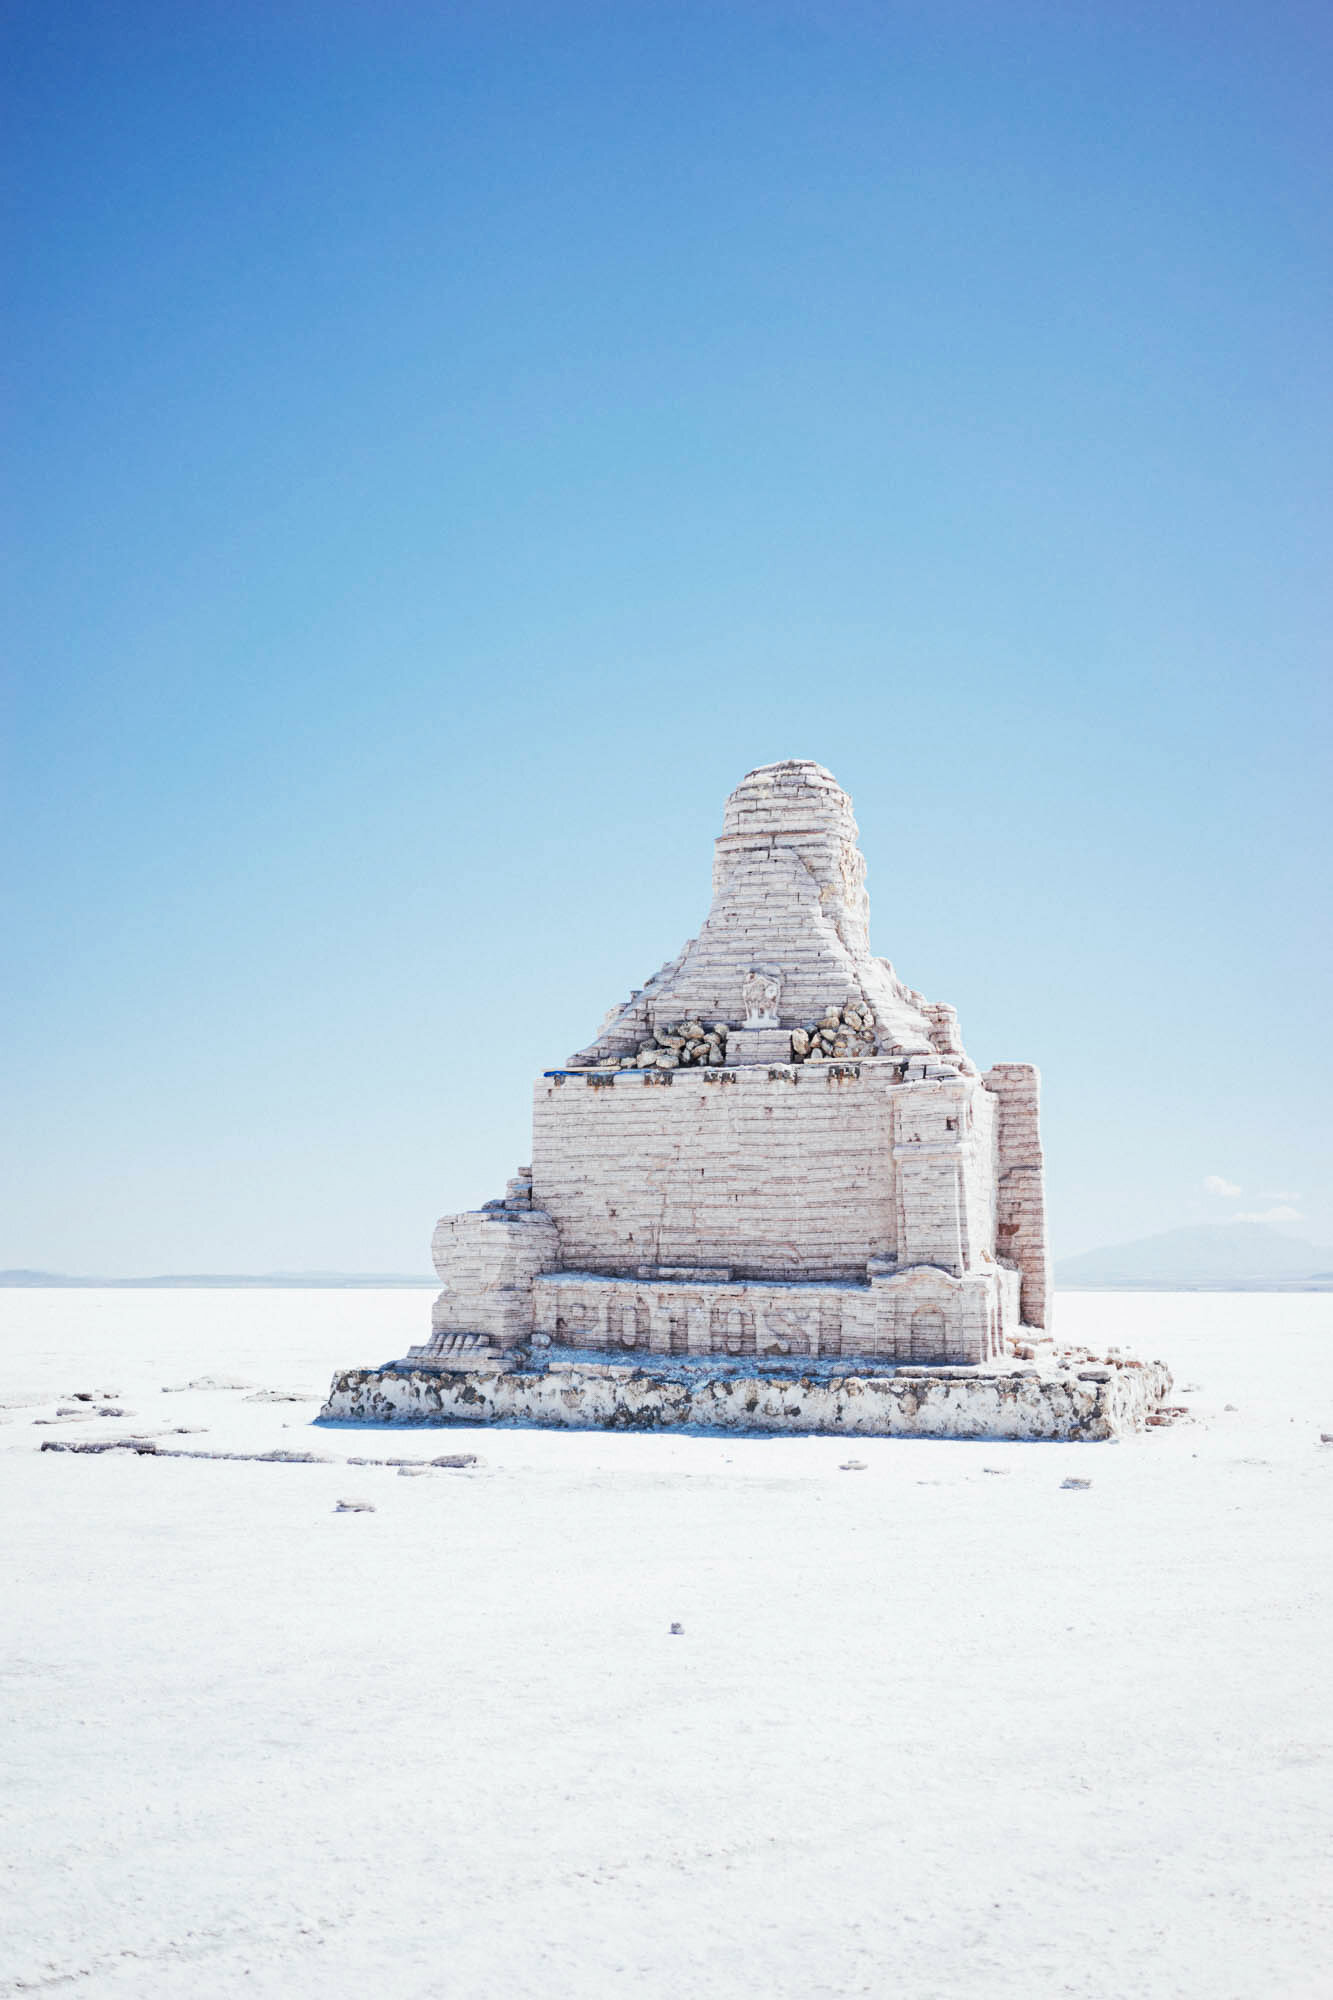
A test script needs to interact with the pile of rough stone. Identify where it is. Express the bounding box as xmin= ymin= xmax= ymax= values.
xmin=592 ymin=1007 xmax=886 ymax=1069
xmin=606 ymin=1021 xmax=731 ymax=1069
xmin=789 ymin=1004 xmax=879 ymax=1063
